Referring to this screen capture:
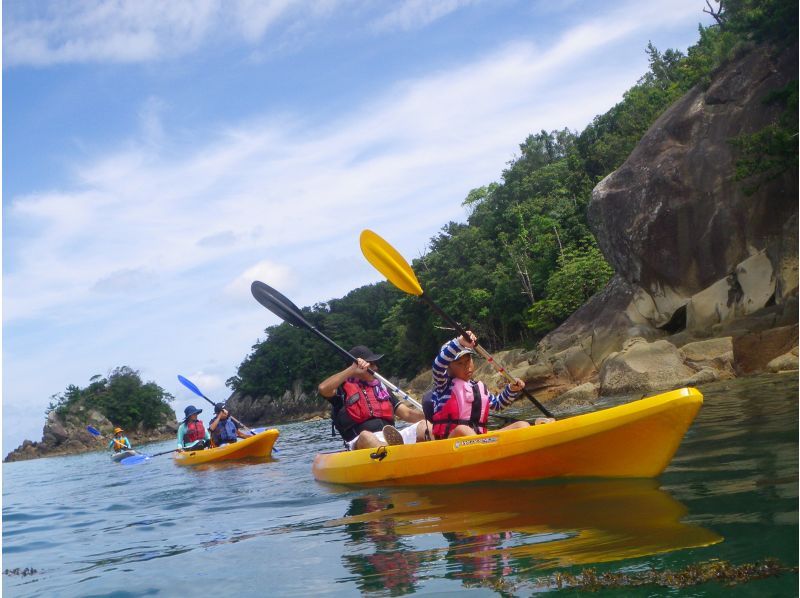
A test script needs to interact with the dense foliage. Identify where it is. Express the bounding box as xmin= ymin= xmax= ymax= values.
xmin=47 ymin=367 xmax=174 ymax=430
xmin=229 ymin=0 xmax=797 ymax=399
